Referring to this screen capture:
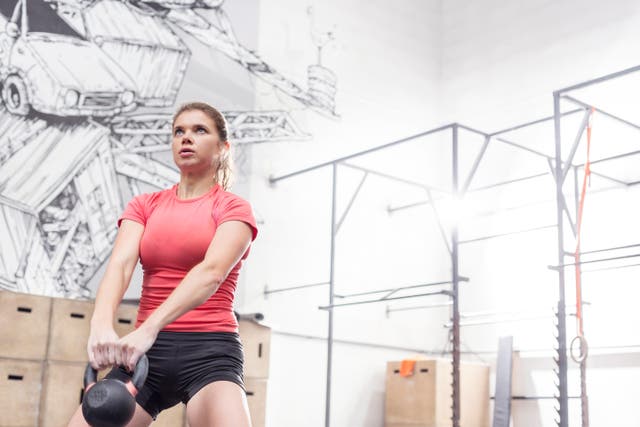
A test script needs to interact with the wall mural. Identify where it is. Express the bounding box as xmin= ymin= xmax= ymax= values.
xmin=0 ymin=0 xmax=337 ymax=298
